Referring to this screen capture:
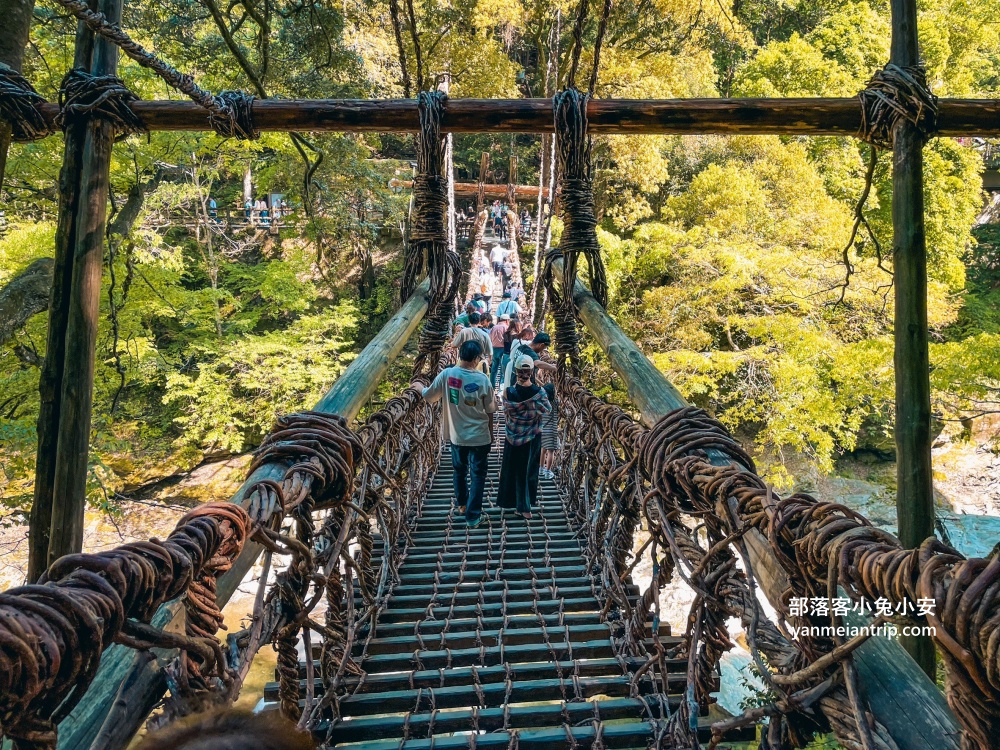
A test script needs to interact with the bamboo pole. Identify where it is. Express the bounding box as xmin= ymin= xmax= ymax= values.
xmin=549 ymin=257 xmax=960 ymax=750
xmin=23 ymin=97 xmax=1000 ymax=136
xmin=889 ymin=0 xmax=936 ymax=678
xmin=54 ymin=277 xmax=433 ymax=750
